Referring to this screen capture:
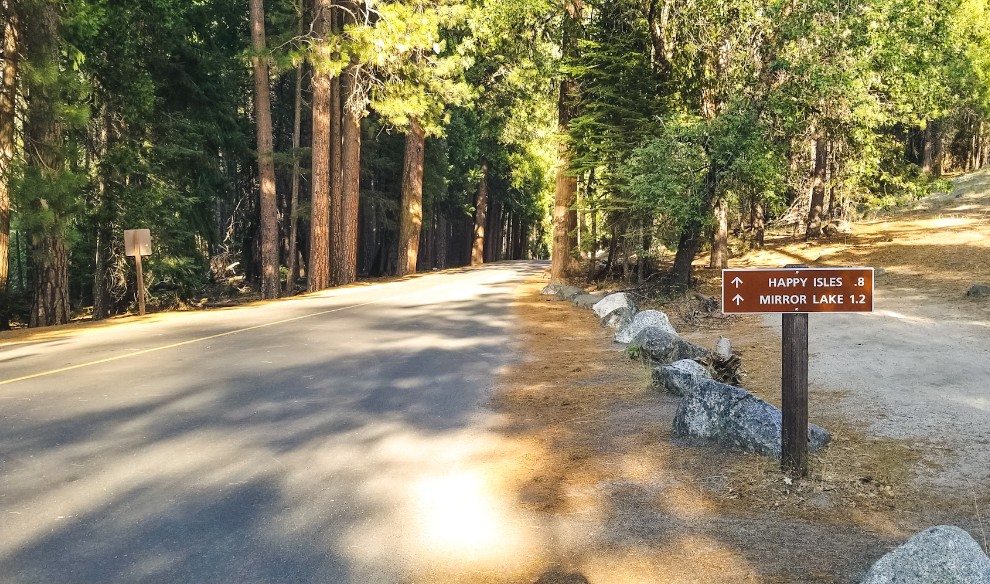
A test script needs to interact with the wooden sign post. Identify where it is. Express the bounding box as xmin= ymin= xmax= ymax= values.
xmin=124 ymin=229 xmax=152 ymax=316
xmin=722 ymin=266 xmax=874 ymax=477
